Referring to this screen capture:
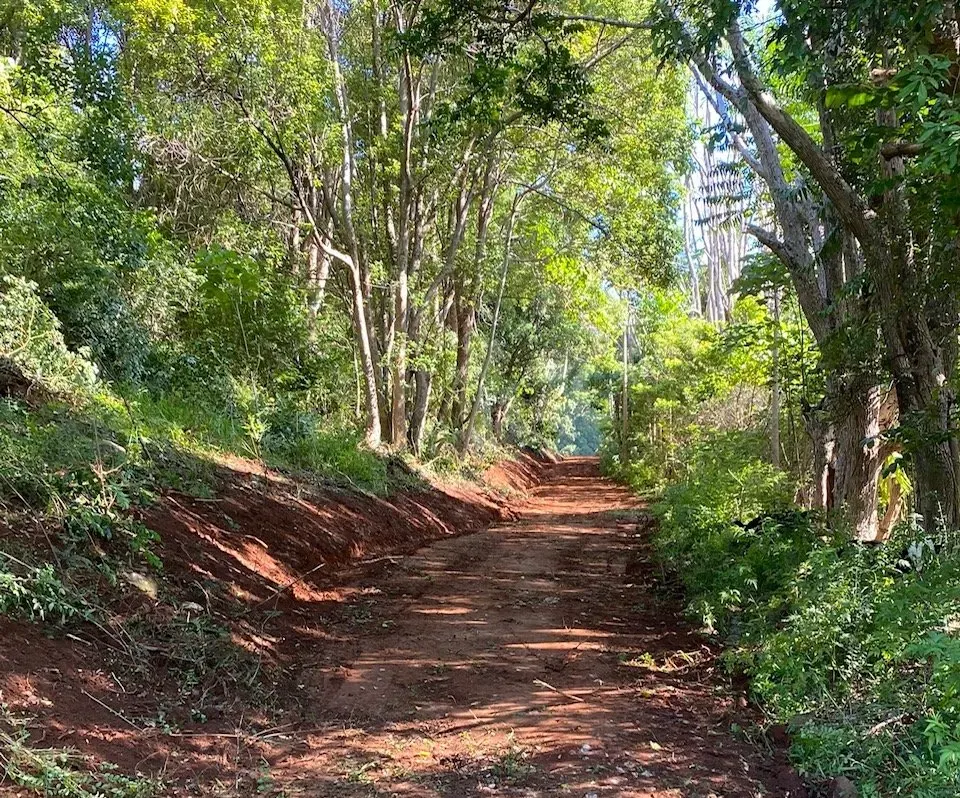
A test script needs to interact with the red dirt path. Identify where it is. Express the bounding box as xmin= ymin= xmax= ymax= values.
xmin=0 ymin=456 xmax=803 ymax=796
